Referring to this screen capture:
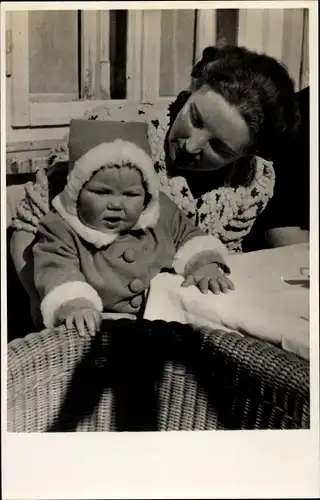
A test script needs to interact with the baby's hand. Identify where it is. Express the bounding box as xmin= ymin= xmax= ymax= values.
xmin=181 ymin=263 xmax=235 ymax=295
xmin=65 ymin=308 xmax=102 ymax=337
